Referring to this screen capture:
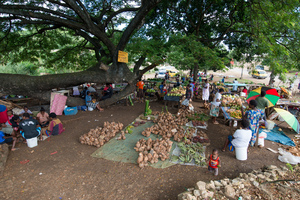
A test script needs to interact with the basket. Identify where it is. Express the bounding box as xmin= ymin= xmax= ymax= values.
xmin=64 ymin=107 xmax=78 ymax=115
